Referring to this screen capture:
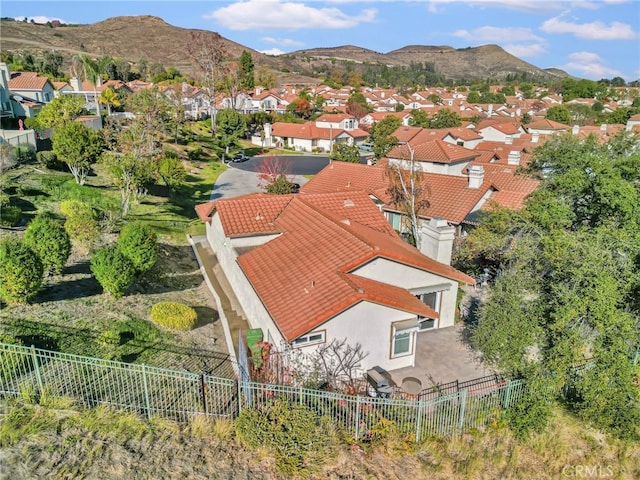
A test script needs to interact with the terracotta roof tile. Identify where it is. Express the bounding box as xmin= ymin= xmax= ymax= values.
xmin=8 ymin=71 xmax=51 ymax=90
xmin=388 ymin=139 xmax=480 ymax=164
xmin=204 ymin=191 xmax=473 ymax=341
